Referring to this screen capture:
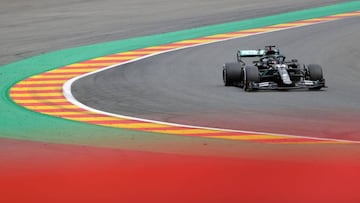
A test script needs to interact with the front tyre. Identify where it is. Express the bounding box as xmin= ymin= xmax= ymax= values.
xmin=223 ymin=62 xmax=243 ymax=86
xmin=244 ymin=66 xmax=260 ymax=92
xmin=307 ymin=64 xmax=323 ymax=81
xmin=307 ymin=64 xmax=324 ymax=90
